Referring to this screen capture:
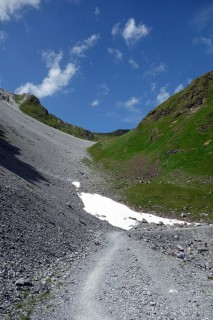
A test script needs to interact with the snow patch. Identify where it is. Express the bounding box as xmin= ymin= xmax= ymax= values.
xmin=169 ymin=289 xmax=178 ymax=294
xmin=78 ymin=193 xmax=187 ymax=230
xmin=72 ymin=181 xmax=80 ymax=188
